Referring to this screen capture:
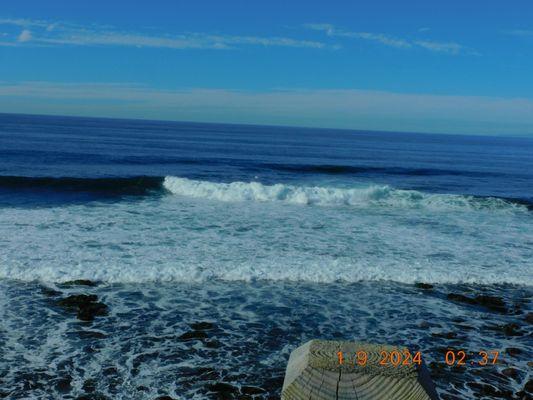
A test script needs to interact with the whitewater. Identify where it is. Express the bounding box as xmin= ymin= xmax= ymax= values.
xmin=162 ymin=176 xmax=528 ymax=211
xmin=1 ymin=176 xmax=531 ymax=285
